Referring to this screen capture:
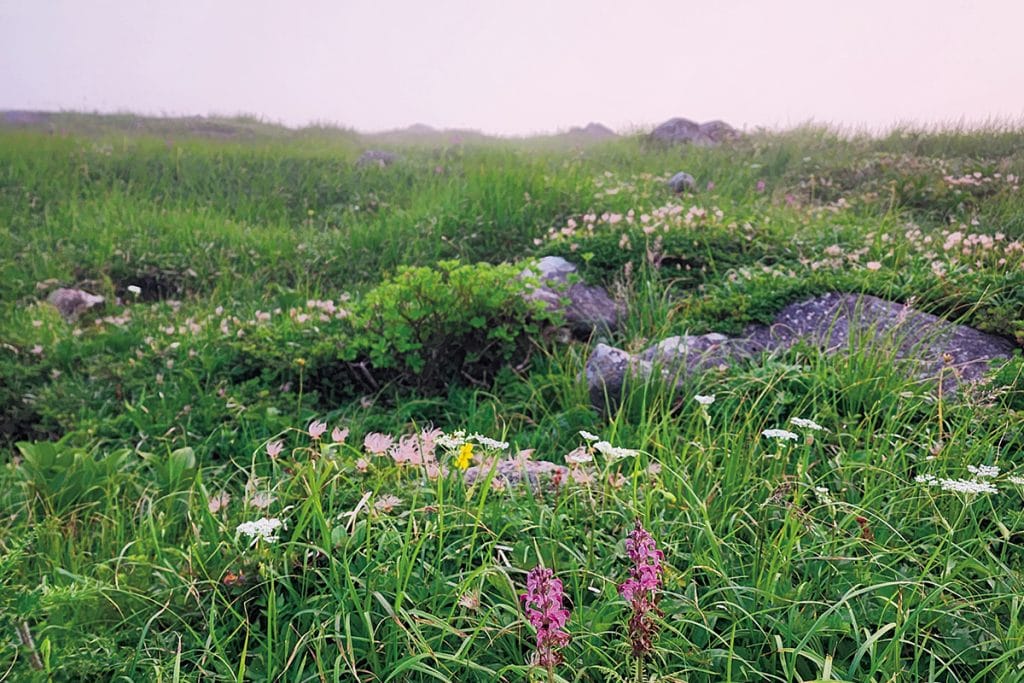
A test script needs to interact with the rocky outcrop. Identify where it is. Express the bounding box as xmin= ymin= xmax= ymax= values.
xmin=521 ymin=256 xmax=620 ymax=337
xmin=587 ymin=293 xmax=1016 ymax=410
